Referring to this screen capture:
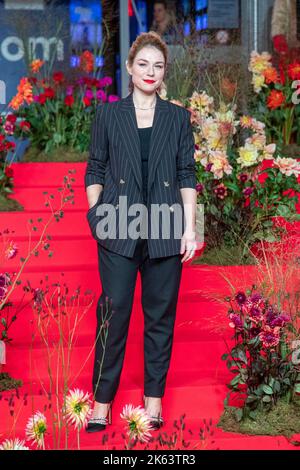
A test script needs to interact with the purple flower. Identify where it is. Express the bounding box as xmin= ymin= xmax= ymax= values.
xmin=85 ymin=89 xmax=94 ymax=100
xmin=33 ymin=95 xmax=40 ymax=102
xmin=265 ymin=307 xmax=277 ymax=325
xmin=0 ymin=274 xmax=8 ymax=300
xmin=250 ymin=326 xmax=261 ymax=338
xmin=239 ymin=174 xmax=248 ymax=183
xmin=259 ymin=326 xmax=280 ymax=349
xmin=205 ymin=163 xmax=213 ymax=172
xmin=108 ymin=94 xmax=120 ymax=103
xmin=249 ymin=306 xmax=263 ymax=323
xmin=0 ymin=274 xmax=7 ymax=288
xmin=0 ymin=285 xmax=7 ymax=300
xmin=243 ymin=187 xmax=254 ymax=197
xmin=99 ymin=76 xmax=112 ymax=87
xmin=270 ymin=314 xmax=290 ymax=328
xmin=229 ymin=313 xmax=243 ymax=330
xmin=76 ymin=77 xmax=85 ymax=86
xmin=66 ymin=86 xmax=74 ymax=96
xmin=96 ymin=89 xmax=107 ymax=102
xmin=250 ymin=293 xmax=263 ymax=304
xmin=235 ymin=291 xmax=247 ymax=305
xmin=196 ymin=183 xmax=204 ymax=194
